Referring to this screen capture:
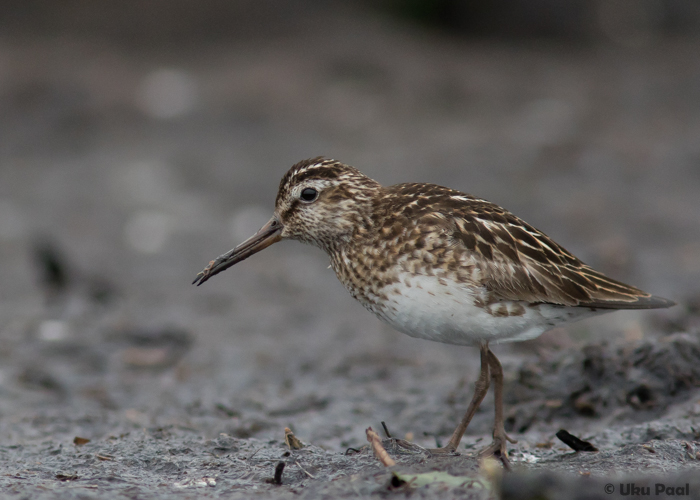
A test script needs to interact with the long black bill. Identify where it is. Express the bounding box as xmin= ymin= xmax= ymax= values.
xmin=192 ymin=217 xmax=282 ymax=286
